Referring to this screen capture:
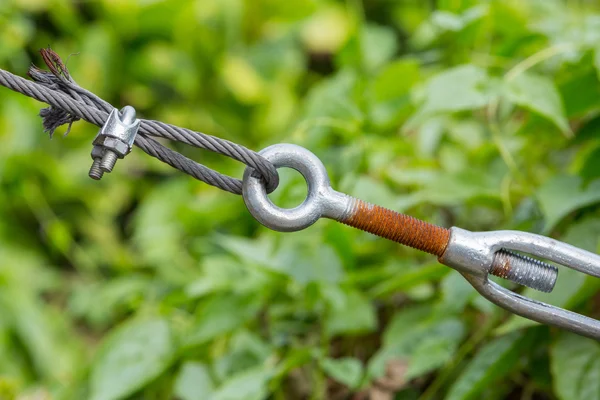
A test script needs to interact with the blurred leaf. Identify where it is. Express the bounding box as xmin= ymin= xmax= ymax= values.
xmin=388 ymin=168 xmax=502 ymax=209
xmin=563 ymin=217 xmax=600 ymax=253
xmin=594 ymin=44 xmax=600 ymax=81
xmin=362 ymin=24 xmax=399 ymax=72
xmin=90 ymin=318 xmax=174 ymax=400
xmin=70 ymin=277 xmax=151 ymax=329
xmin=371 ymin=59 xmax=421 ymax=102
xmin=411 ymin=5 xmax=488 ymax=48
xmin=186 ymin=295 xmax=261 ymax=347
xmin=325 ymin=289 xmax=377 ymax=337
xmin=551 ymin=333 xmax=600 ymax=400
xmin=212 ymin=331 xmax=274 ymax=381
xmin=506 ymin=72 xmax=570 ymax=135
xmin=368 ymin=58 xmax=420 ymax=128
xmin=221 ymin=55 xmax=266 ymax=104
xmin=370 ymin=263 xmax=448 ymax=298
xmin=536 ymin=175 xmax=600 ymax=233
xmin=405 ymin=64 xmax=490 ymax=129
xmin=211 ymin=365 xmax=273 ymax=400
xmin=320 ymin=357 xmax=364 ymax=390
xmin=416 ymin=116 xmax=446 ymax=157
xmin=1 ymin=289 xmax=78 ymax=382
xmin=174 ymin=362 xmax=214 ymax=400
xmin=369 ymin=306 xmax=465 ymax=380
xmin=301 ymin=5 xmax=351 ymax=54
xmin=559 ymin=67 xmax=600 ymax=118
xmin=436 ymin=272 xmax=476 ymax=315
xmin=404 ymin=332 xmax=462 ymax=379
xmin=446 ymin=332 xmax=524 ymax=400
xmin=339 ymin=24 xmax=398 ymax=72
xmin=580 ymin=145 xmax=600 ymax=184
xmin=275 ymin=241 xmax=345 ymax=285
xmin=302 ymin=70 xmax=364 ymax=137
